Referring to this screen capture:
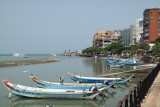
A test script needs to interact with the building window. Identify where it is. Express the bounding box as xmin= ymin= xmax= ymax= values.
xmin=145 ymin=33 xmax=149 ymax=36
xmin=159 ymin=16 xmax=160 ymax=19
xmin=151 ymin=16 xmax=154 ymax=18
xmin=145 ymin=21 xmax=149 ymax=24
xmin=157 ymin=20 xmax=160 ymax=23
xmin=145 ymin=17 xmax=149 ymax=20
xmin=145 ymin=29 xmax=149 ymax=32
